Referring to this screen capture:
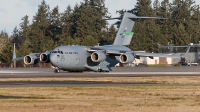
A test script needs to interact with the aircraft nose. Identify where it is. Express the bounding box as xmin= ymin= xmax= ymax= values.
xmin=50 ymin=53 xmax=57 ymax=66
